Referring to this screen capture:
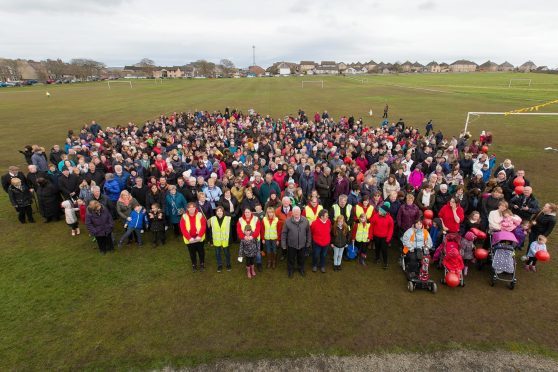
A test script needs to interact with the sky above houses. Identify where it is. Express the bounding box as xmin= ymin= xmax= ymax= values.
xmin=1 ymin=0 xmax=556 ymax=68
